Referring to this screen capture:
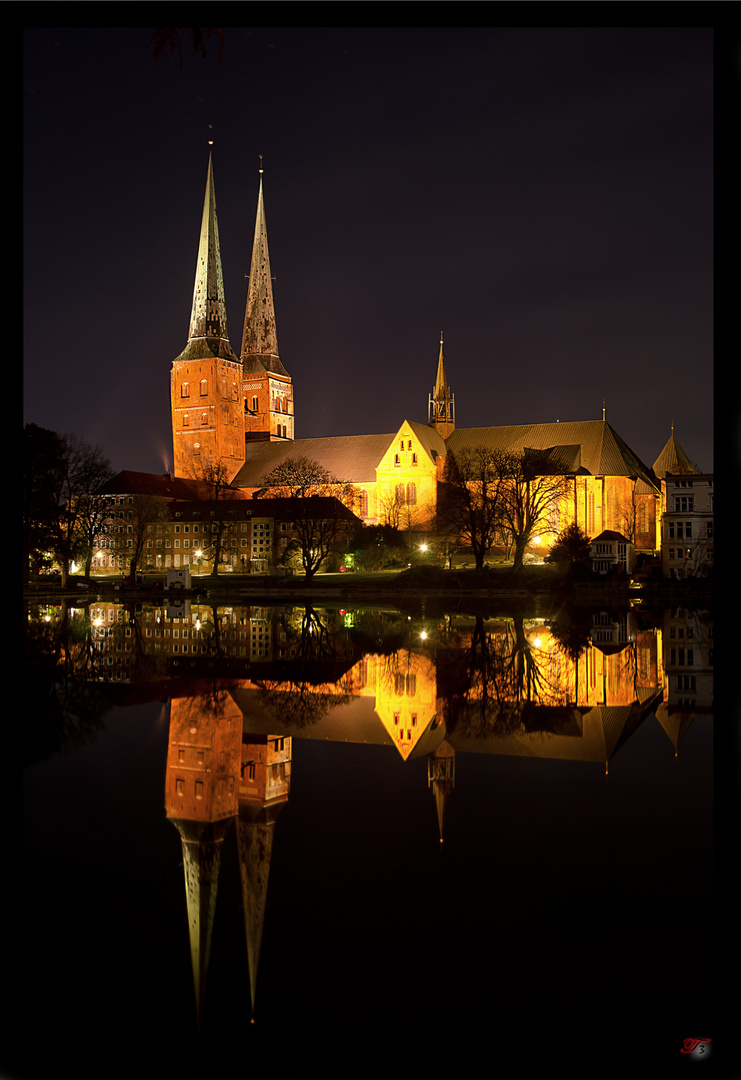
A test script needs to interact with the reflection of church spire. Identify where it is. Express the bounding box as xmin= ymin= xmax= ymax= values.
xmin=172 ymin=817 xmax=232 ymax=1030
xmin=237 ymin=800 xmax=286 ymax=1020
xmin=164 ymin=695 xmax=243 ymax=1030
xmin=237 ymin=734 xmax=292 ymax=1020
xmin=427 ymin=739 xmax=455 ymax=845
